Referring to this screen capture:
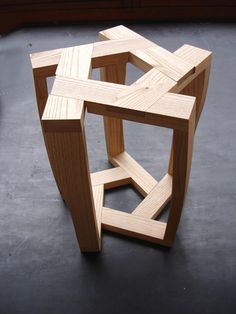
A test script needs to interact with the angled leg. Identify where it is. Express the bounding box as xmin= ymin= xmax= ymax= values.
xmin=100 ymin=63 xmax=126 ymax=158
xmin=42 ymin=95 xmax=100 ymax=252
xmin=168 ymin=47 xmax=211 ymax=175
xmin=164 ymin=106 xmax=195 ymax=245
